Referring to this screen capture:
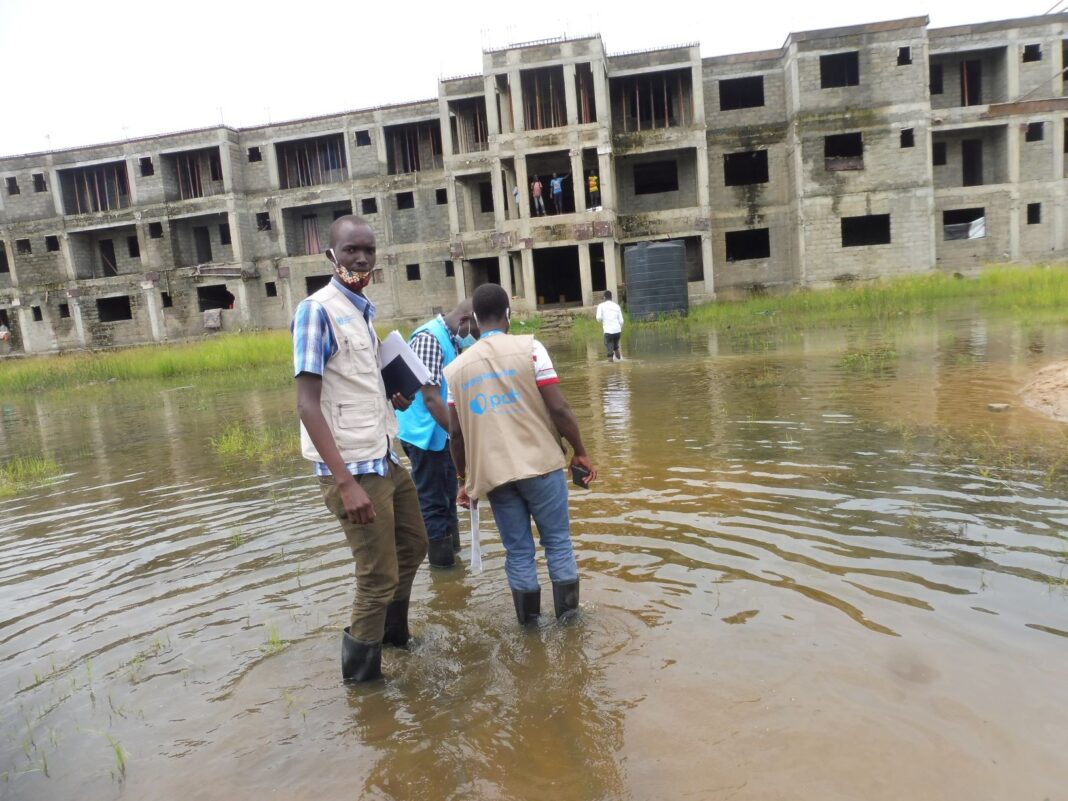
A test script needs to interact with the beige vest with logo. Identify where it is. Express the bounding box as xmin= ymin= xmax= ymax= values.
xmin=444 ymin=333 xmax=565 ymax=499
xmin=299 ymin=284 xmax=397 ymax=465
